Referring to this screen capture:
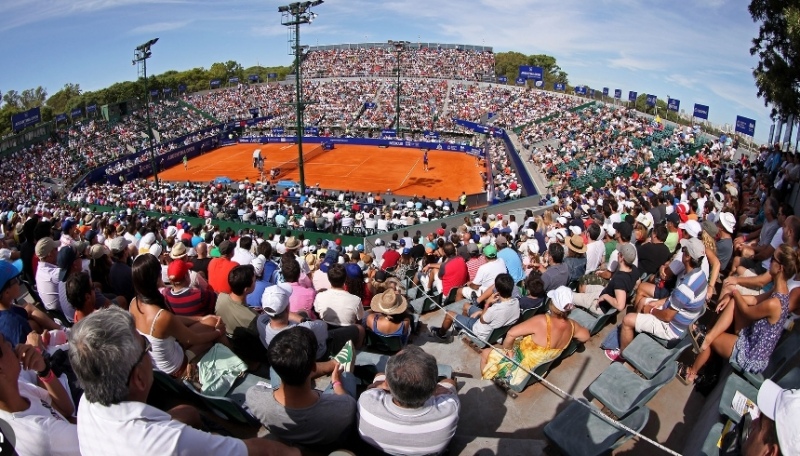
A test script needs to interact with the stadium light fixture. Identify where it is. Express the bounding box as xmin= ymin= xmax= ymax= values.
xmin=388 ymin=40 xmax=410 ymax=137
xmin=279 ymin=0 xmax=323 ymax=194
xmin=133 ymin=38 xmax=160 ymax=190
